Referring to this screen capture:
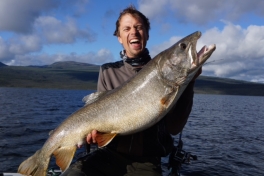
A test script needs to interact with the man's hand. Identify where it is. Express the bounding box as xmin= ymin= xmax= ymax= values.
xmin=86 ymin=129 xmax=98 ymax=144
